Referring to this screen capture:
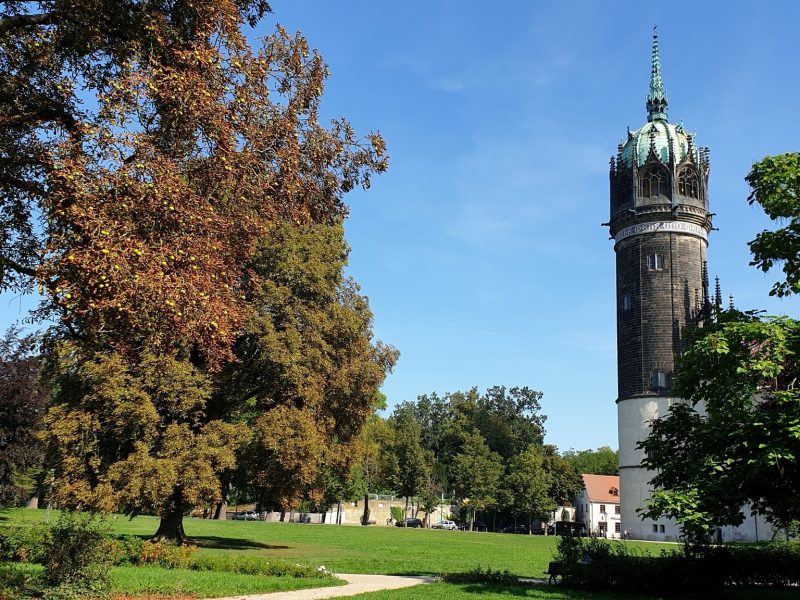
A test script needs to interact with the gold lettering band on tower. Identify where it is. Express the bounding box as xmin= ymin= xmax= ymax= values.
xmin=614 ymin=221 xmax=708 ymax=245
